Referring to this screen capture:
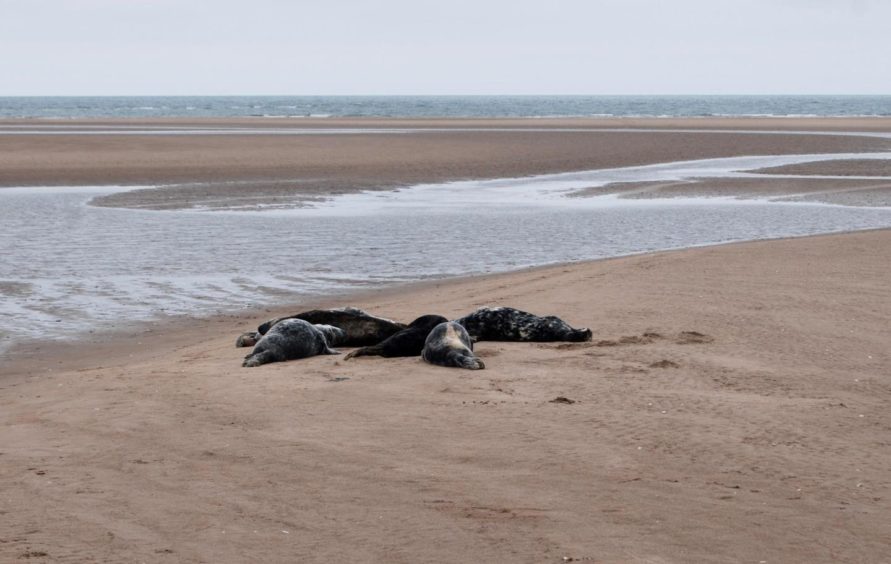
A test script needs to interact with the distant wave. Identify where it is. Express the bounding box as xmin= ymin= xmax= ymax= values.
xmin=2 ymin=95 xmax=890 ymax=119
